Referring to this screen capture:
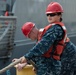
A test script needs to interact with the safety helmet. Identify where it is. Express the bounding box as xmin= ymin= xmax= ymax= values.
xmin=21 ymin=22 xmax=35 ymax=37
xmin=46 ymin=2 xmax=63 ymax=14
